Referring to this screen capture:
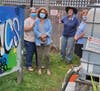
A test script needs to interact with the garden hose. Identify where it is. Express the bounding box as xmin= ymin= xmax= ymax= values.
xmin=62 ymin=66 xmax=81 ymax=91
